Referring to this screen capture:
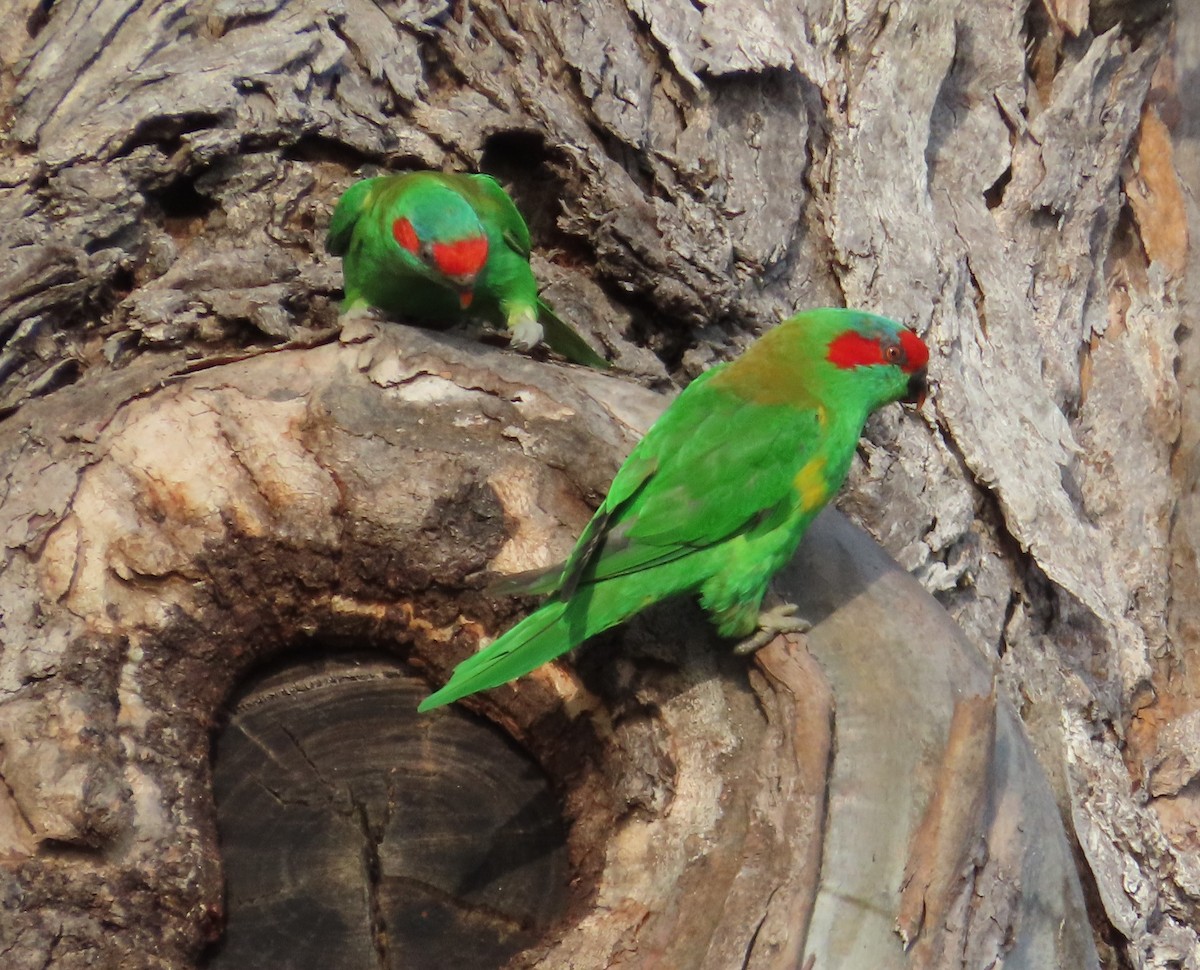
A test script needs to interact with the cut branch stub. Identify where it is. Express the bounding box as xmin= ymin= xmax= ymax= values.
xmin=209 ymin=655 xmax=570 ymax=970
xmin=0 ymin=325 xmax=1095 ymax=968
